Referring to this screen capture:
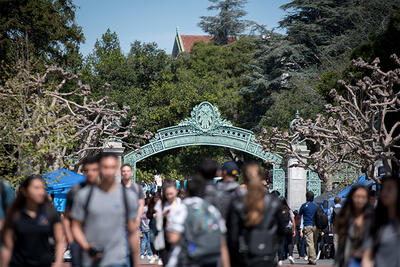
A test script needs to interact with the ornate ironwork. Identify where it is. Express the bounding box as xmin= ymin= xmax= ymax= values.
xmin=124 ymin=101 xmax=286 ymax=195
xmin=307 ymin=170 xmax=321 ymax=196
